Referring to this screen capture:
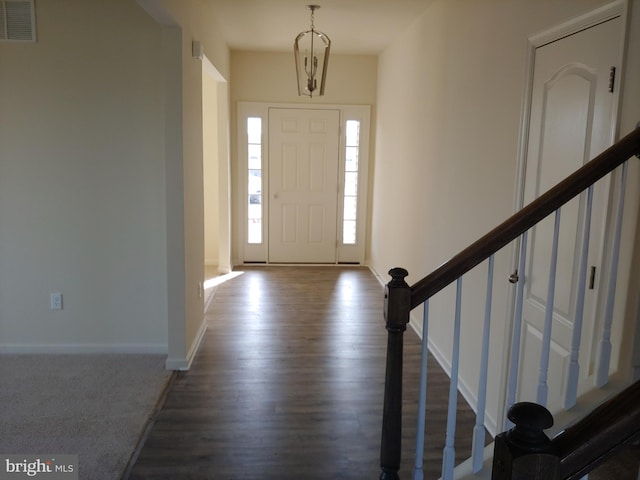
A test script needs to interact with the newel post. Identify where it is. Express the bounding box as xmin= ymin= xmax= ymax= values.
xmin=492 ymin=402 xmax=560 ymax=480
xmin=380 ymin=267 xmax=411 ymax=480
